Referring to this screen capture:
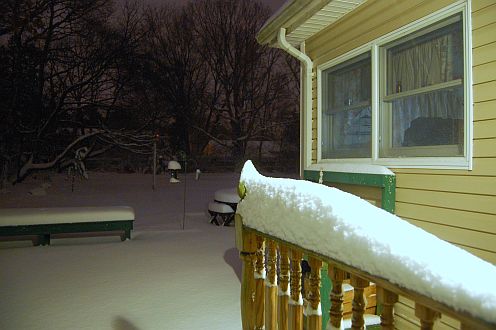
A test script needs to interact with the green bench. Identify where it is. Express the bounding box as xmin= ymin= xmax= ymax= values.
xmin=0 ymin=206 xmax=135 ymax=246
